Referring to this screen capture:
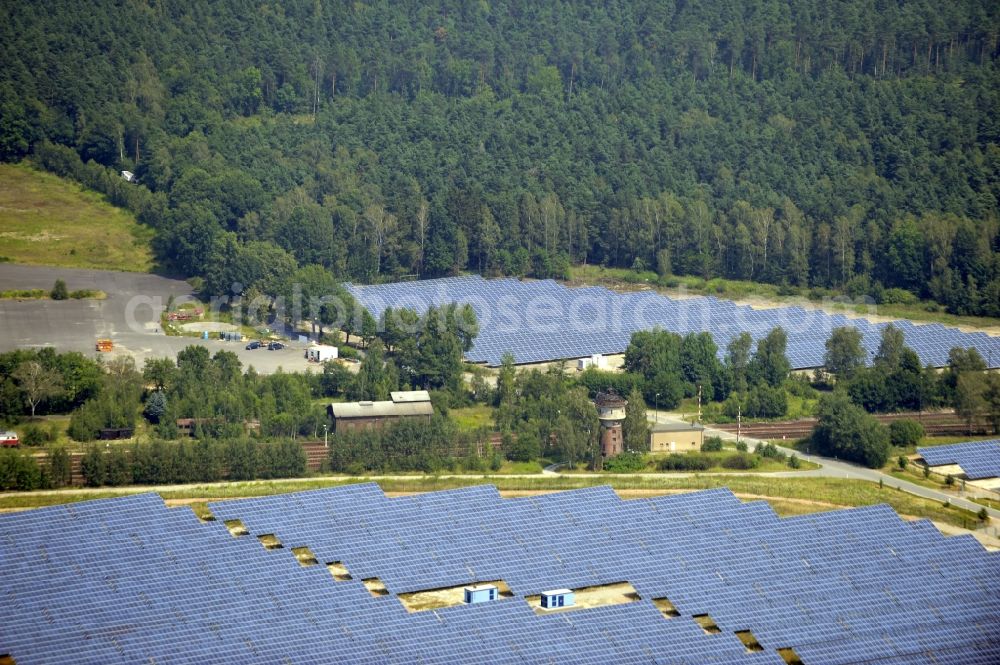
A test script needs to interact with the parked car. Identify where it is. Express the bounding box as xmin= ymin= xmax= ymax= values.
xmin=0 ymin=431 xmax=19 ymax=448
xmin=267 ymin=341 xmax=285 ymax=350
xmin=245 ymin=341 xmax=261 ymax=350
